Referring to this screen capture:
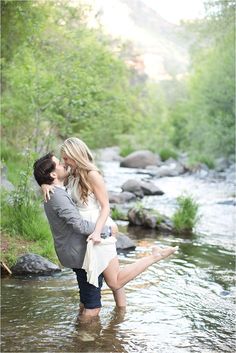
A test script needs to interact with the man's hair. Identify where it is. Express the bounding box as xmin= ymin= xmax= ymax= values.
xmin=33 ymin=152 xmax=56 ymax=186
